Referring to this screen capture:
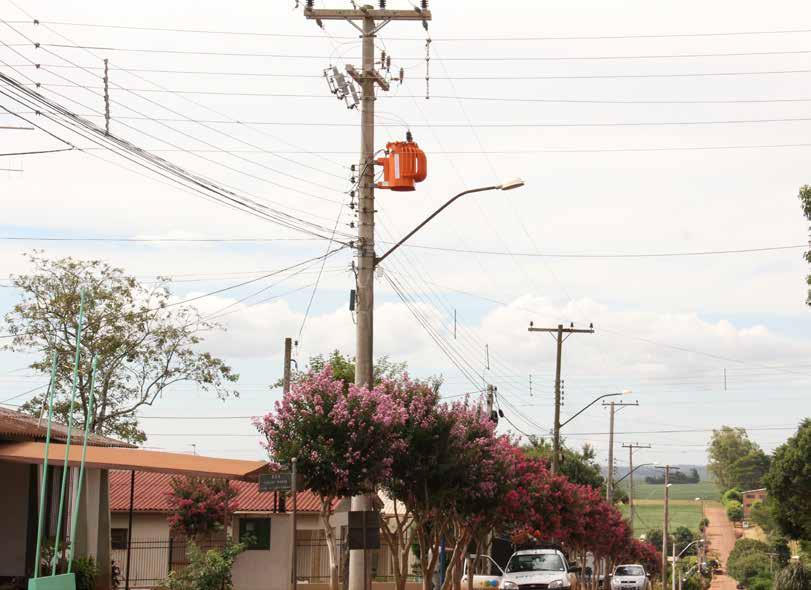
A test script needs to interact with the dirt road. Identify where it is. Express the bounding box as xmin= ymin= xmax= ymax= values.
xmin=705 ymin=502 xmax=739 ymax=590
